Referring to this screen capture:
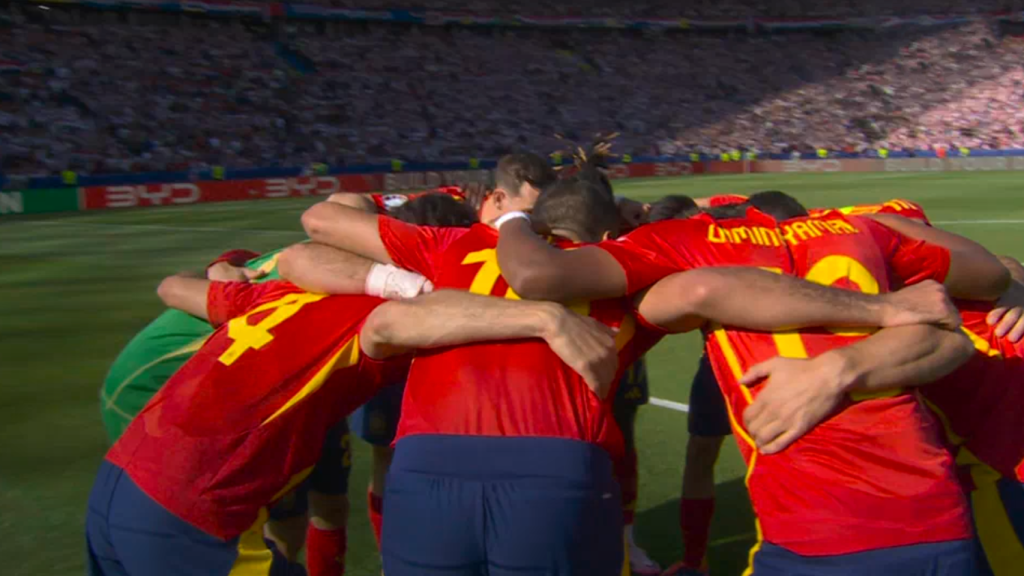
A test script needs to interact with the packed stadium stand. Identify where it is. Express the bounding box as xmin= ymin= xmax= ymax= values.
xmin=2 ymin=1 xmax=1024 ymax=178
xmin=158 ymin=1 xmax=1020 ymax=18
